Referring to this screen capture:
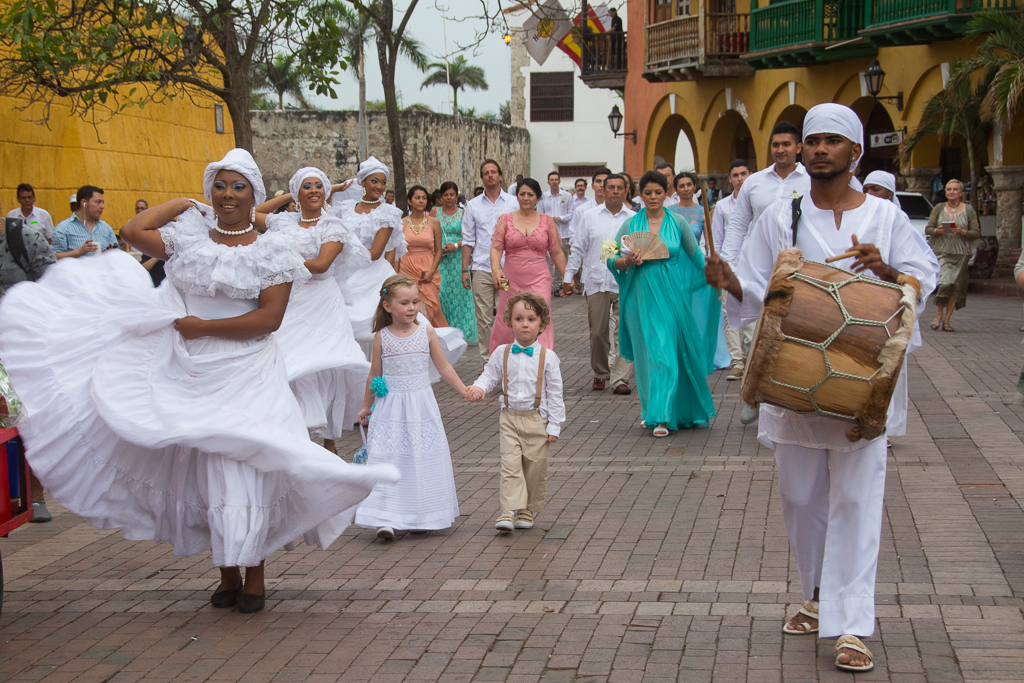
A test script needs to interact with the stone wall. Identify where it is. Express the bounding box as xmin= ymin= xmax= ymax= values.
xmin=251 ymin=110 xmax=530 ymax=198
